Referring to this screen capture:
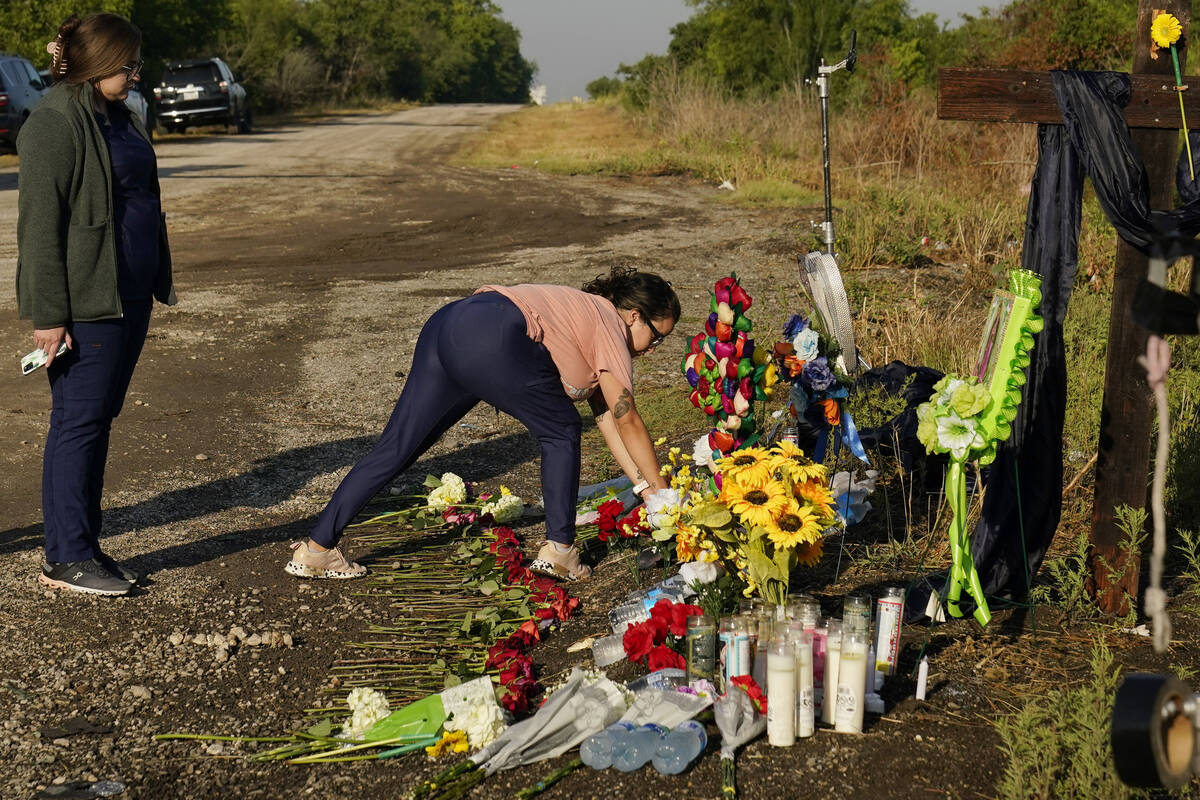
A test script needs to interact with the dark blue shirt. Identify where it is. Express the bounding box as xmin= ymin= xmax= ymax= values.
xmin=96 ymin=103 xmax=161 ymax=303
